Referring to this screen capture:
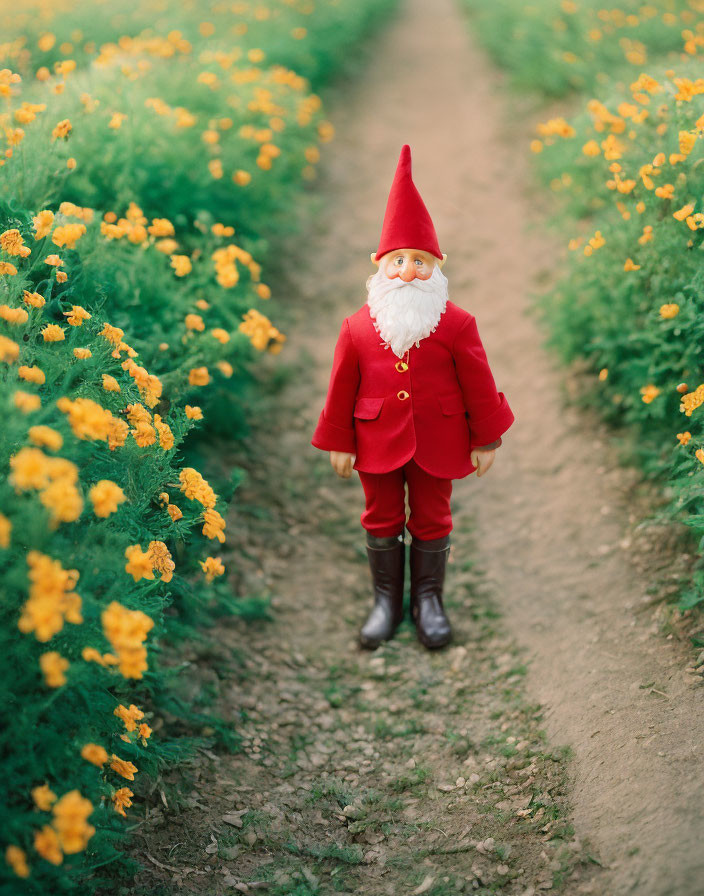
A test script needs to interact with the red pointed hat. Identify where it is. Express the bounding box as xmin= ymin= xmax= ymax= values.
xmin=374 ymin=144 xmax=442 ymax=262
